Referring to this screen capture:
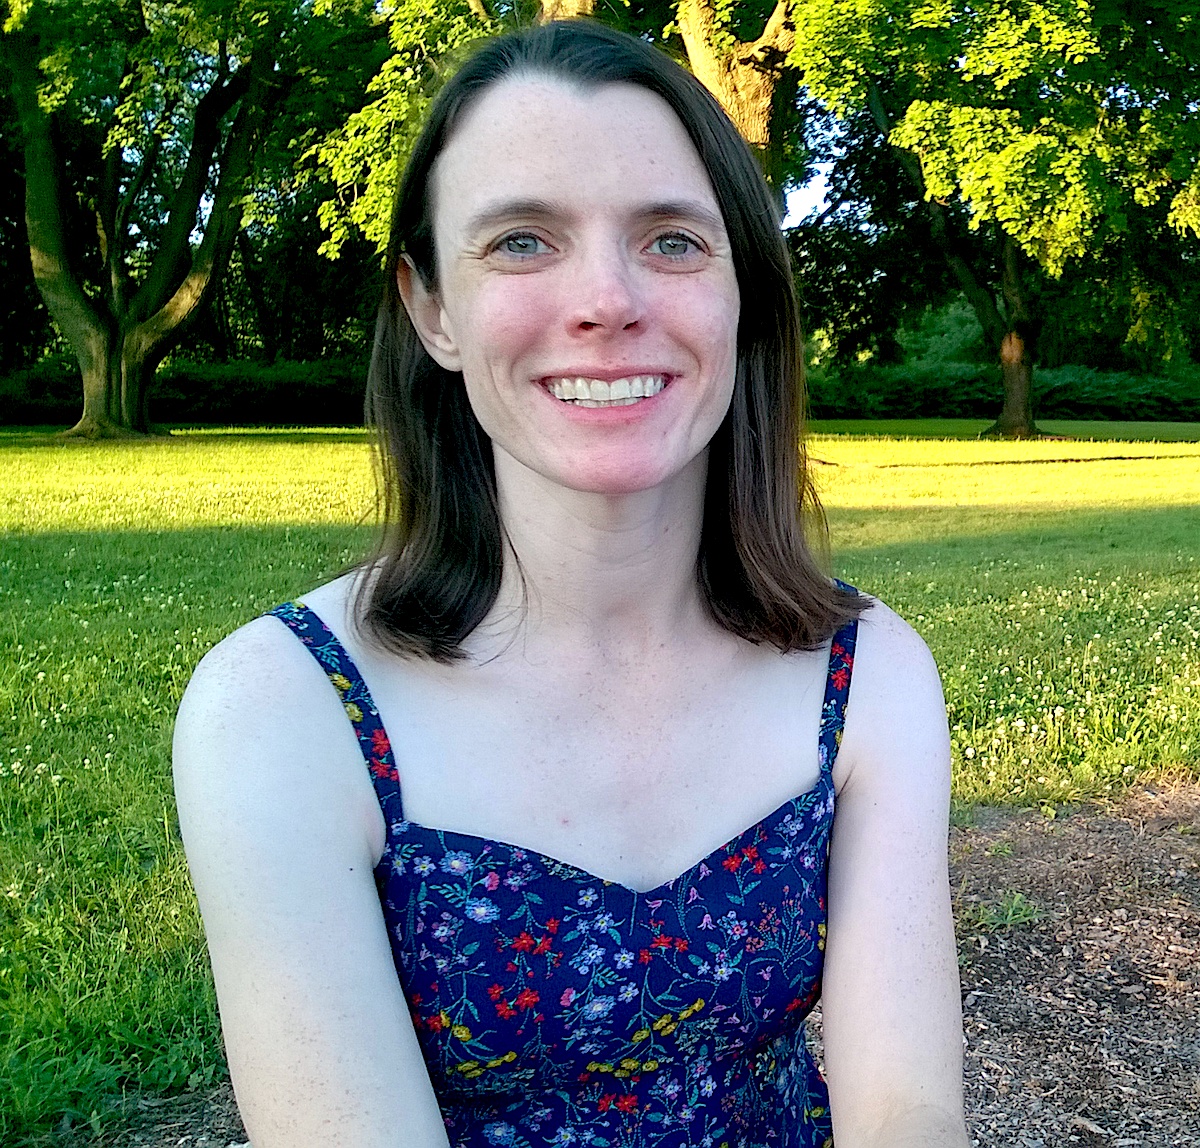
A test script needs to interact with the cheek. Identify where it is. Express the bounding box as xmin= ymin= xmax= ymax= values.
xmin=450 ymin=279 xmax=554 ymax=379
